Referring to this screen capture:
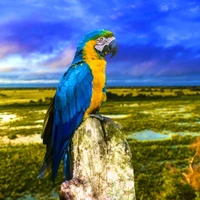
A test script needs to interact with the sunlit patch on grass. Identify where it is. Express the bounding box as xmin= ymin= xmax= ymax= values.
xmin=181 ymin=113 xmax=191 ymax=118
xmin=34 ymin=120 xmax=44 ymax=123
xmin=0 ymin=113 xmax=17 ymax=124
xmin=104 ymin=114 xmax=131 ymax=119
xmin=9 ymin=124 xmax=43 ymax=130
xmin=176 ymin=122 xmax=200 ymax=127
xmin=28 ymin=110 xmax=47 ymax=114
xmin=0 ymin=134 xmax=42 ymax=145
xmin=119 ymin=103 xmax=139 ymax=107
